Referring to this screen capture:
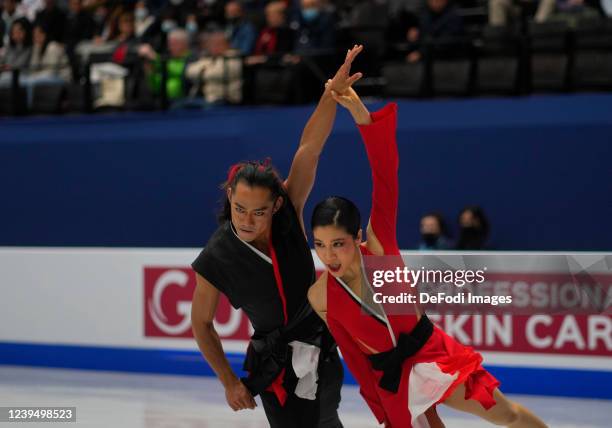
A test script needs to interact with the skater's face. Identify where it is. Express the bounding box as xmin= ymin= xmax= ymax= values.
xmin=228 ymin=181 xmax=282 ymax=243
xmin=313 ymin=225 xmax=361 ymax=278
